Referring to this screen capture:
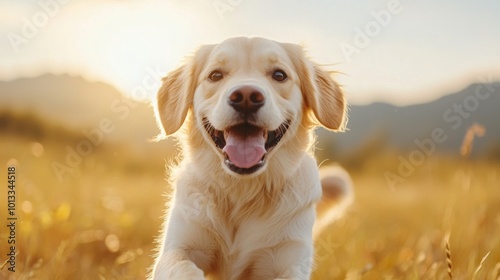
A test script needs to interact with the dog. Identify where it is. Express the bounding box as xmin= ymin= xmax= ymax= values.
xmin=151 ymin=37 xmax=353 ymax=280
